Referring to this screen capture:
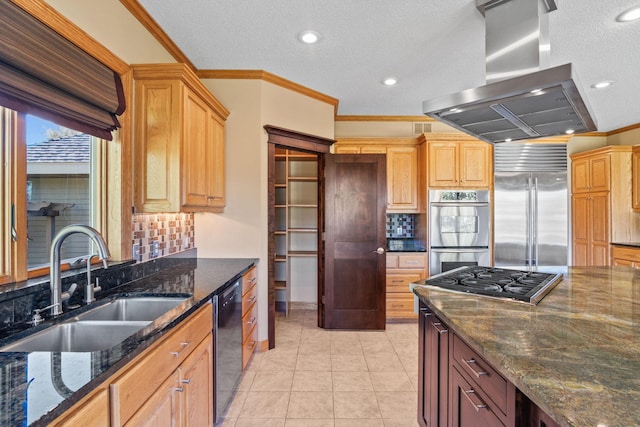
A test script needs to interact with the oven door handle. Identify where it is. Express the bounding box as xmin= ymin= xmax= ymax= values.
xmin=430 ymin=248 xmax=489 ymax=253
